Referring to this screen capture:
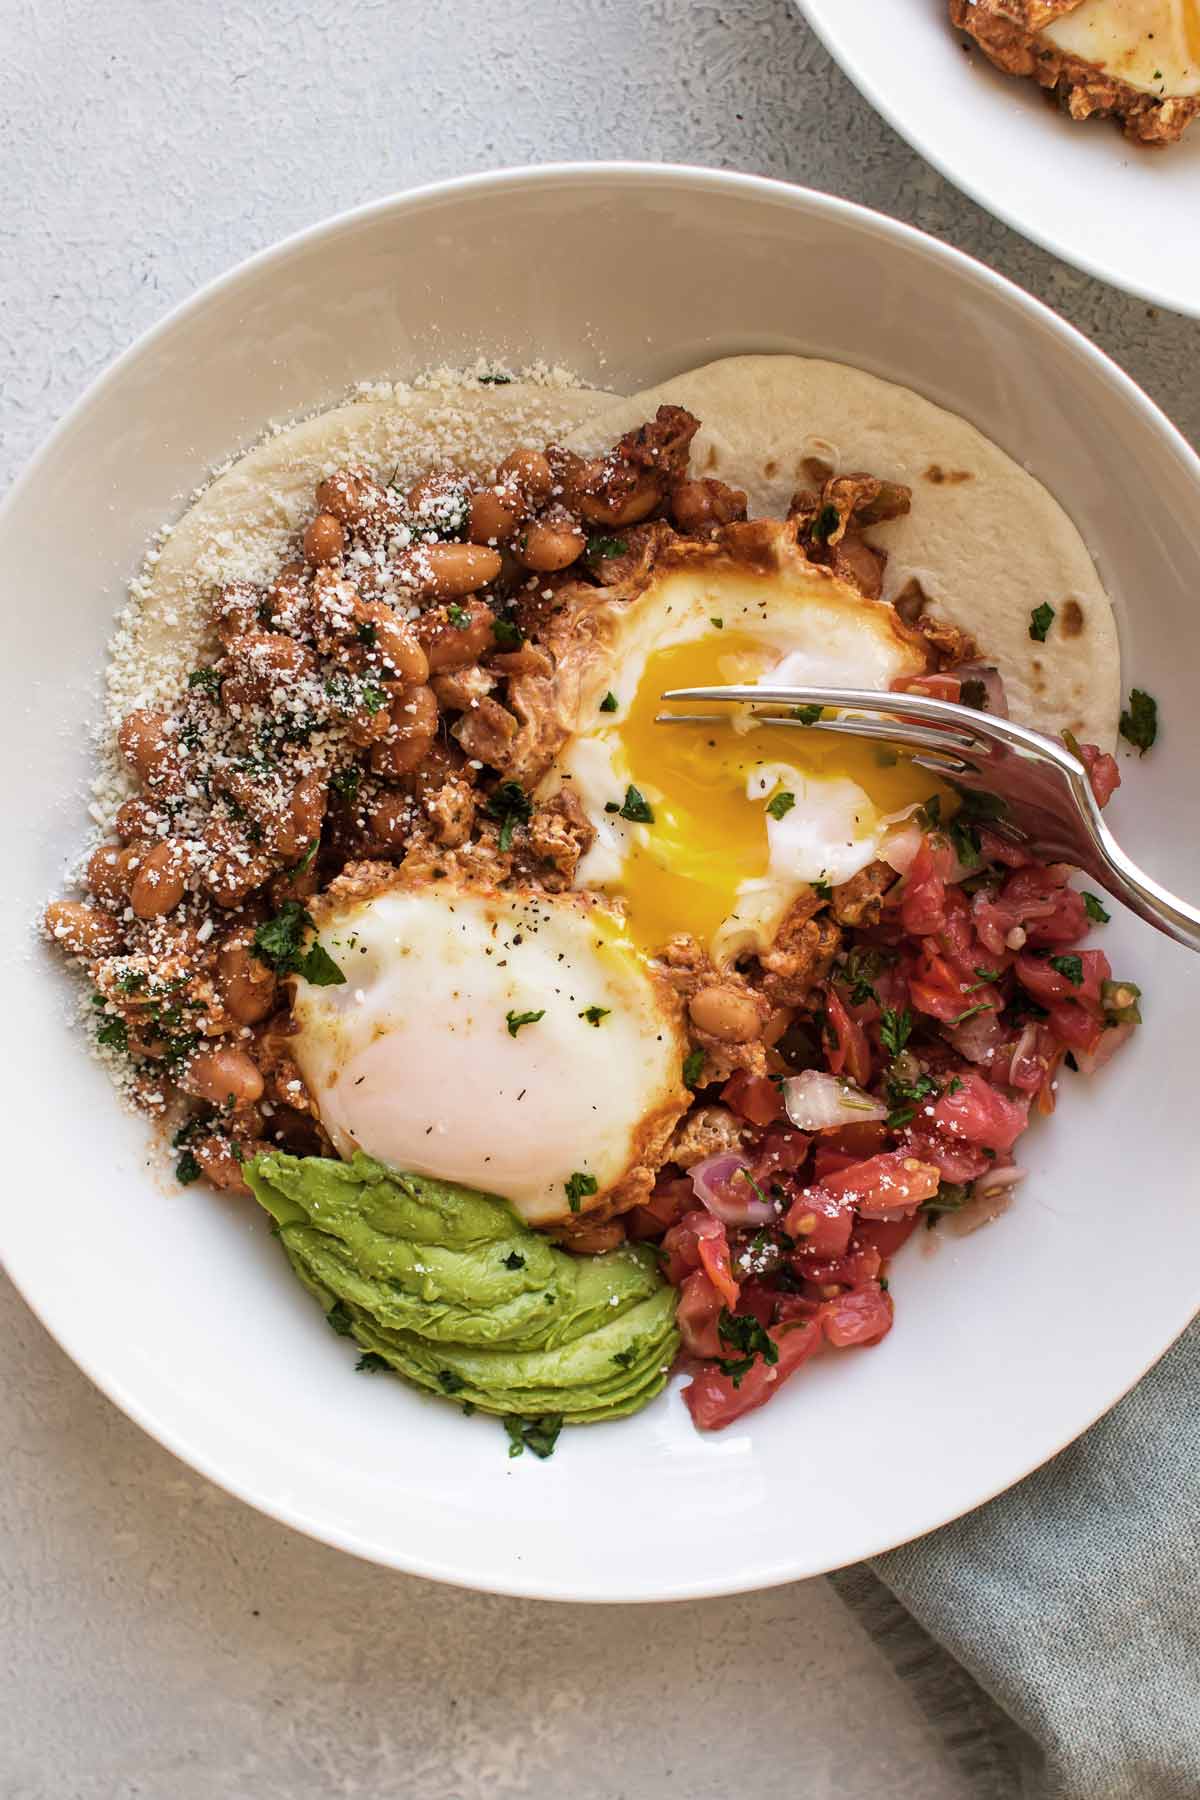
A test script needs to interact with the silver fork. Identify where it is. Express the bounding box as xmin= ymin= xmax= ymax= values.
xmin=657 ymin=684 xmax=1200 ymax=953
